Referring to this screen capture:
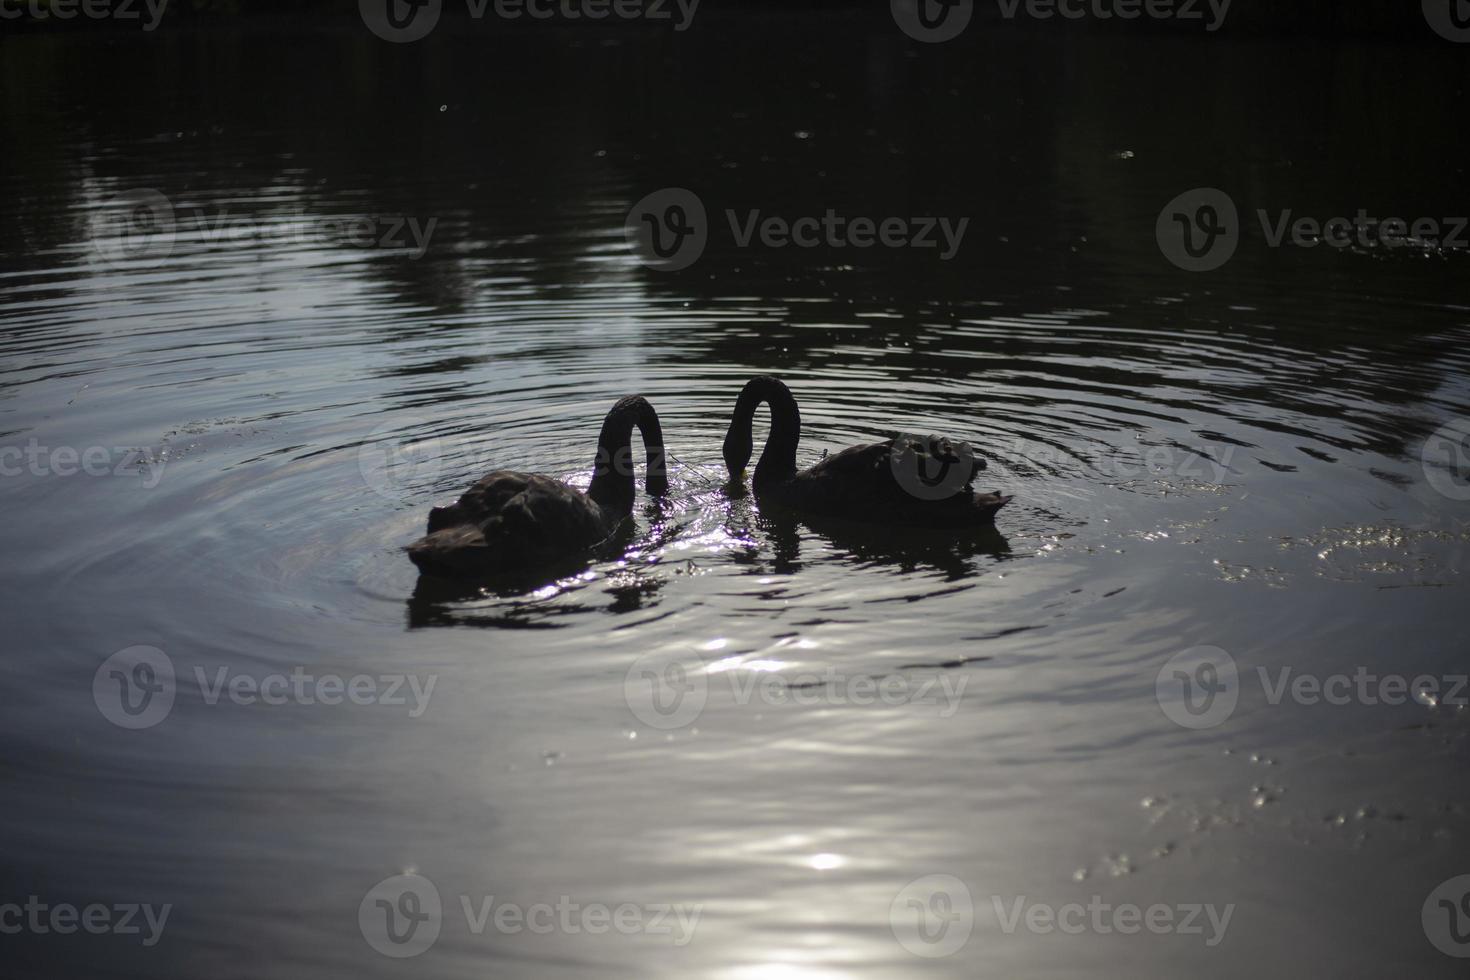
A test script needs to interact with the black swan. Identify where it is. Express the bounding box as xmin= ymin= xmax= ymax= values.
xmin=722 ymin=376 xmax=1011 ymax=527
xmin=407 ymin=395 xmax=668 ymax=577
